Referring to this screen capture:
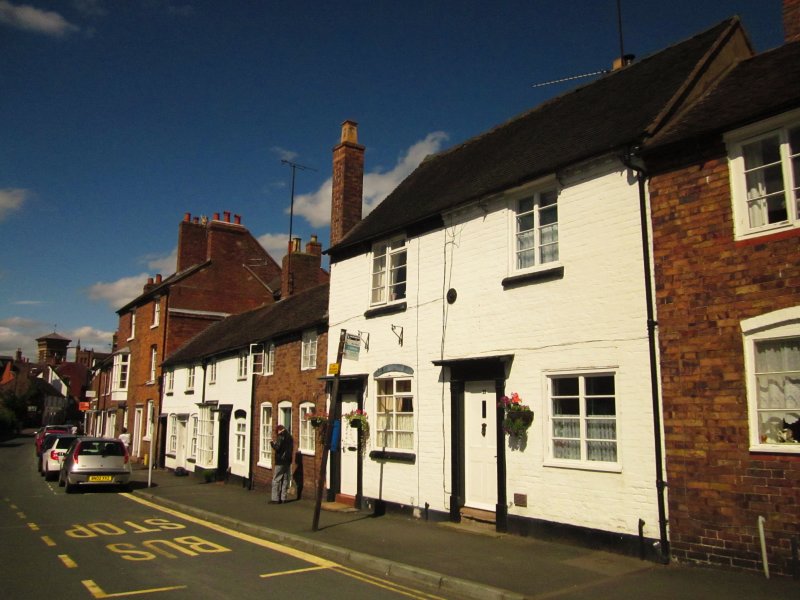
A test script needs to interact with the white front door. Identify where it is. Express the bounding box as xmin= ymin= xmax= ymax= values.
xmin=133 ymin=408 xmax=143 ymax=458
xmin=176 ymin=418 xmax=187 ymax=467
xmin=340 ymin=394 xmax=359 ymax=496
xmin=465 ymin=382 xmax=497 ymax=511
